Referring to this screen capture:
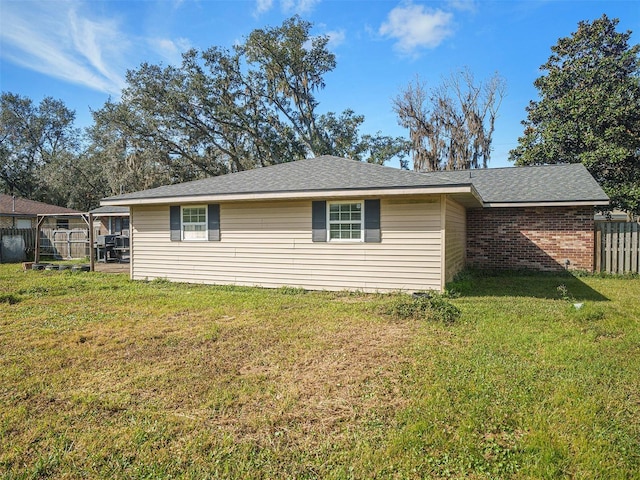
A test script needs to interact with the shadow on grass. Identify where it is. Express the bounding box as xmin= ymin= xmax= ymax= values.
xmin=448 ymin=270 xmax=609 ymax=302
